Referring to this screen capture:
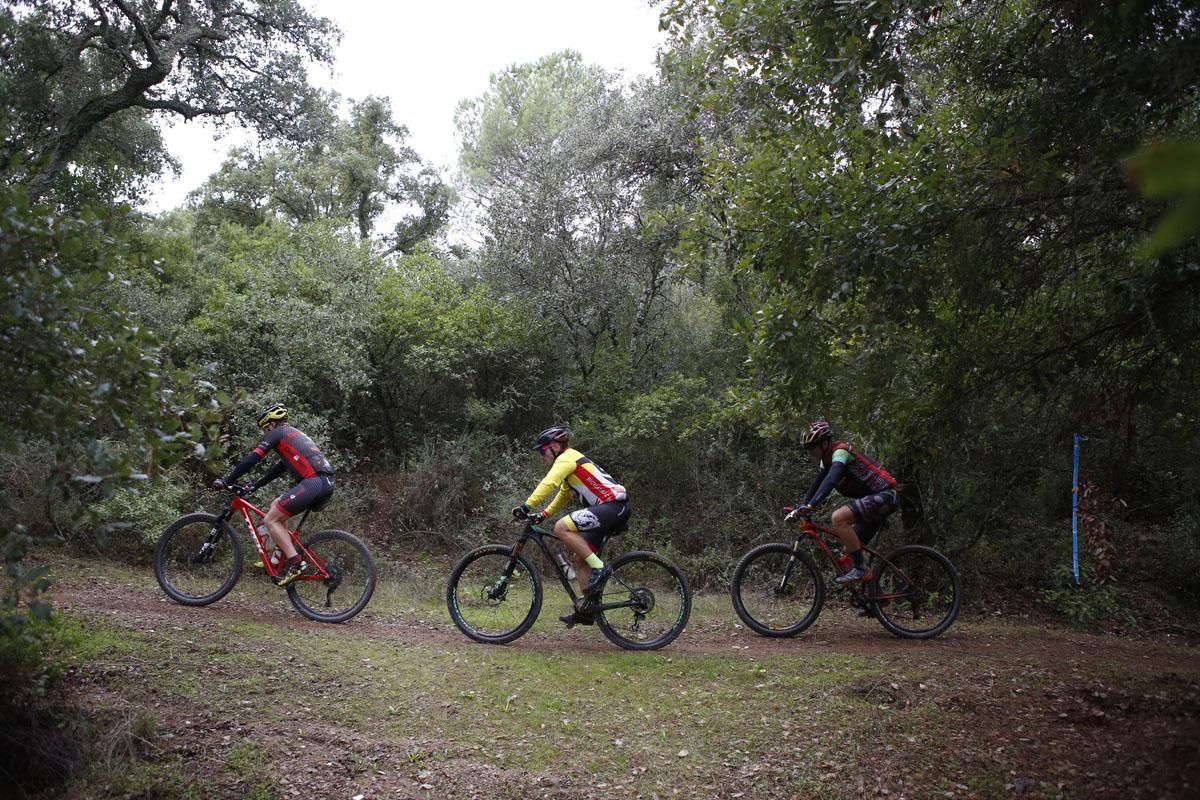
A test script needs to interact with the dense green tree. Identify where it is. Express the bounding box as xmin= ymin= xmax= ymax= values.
xmin=457 ymin=51 xmax=728 ymax=407
xmin=0 ymin=0 xmax=338 ymax=204
xmin=662 ymin=0 xmax=1200 ymax=564
xmin=191 ymin=95 xmax=451 ymax=248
